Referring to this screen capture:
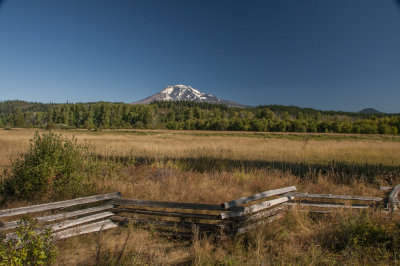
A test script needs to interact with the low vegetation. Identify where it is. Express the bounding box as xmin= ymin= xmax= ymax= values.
xmin=0 ymin=218 xmax=57 ymax=266
xmin=0 ymin=129 xmax=399 ymax=265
